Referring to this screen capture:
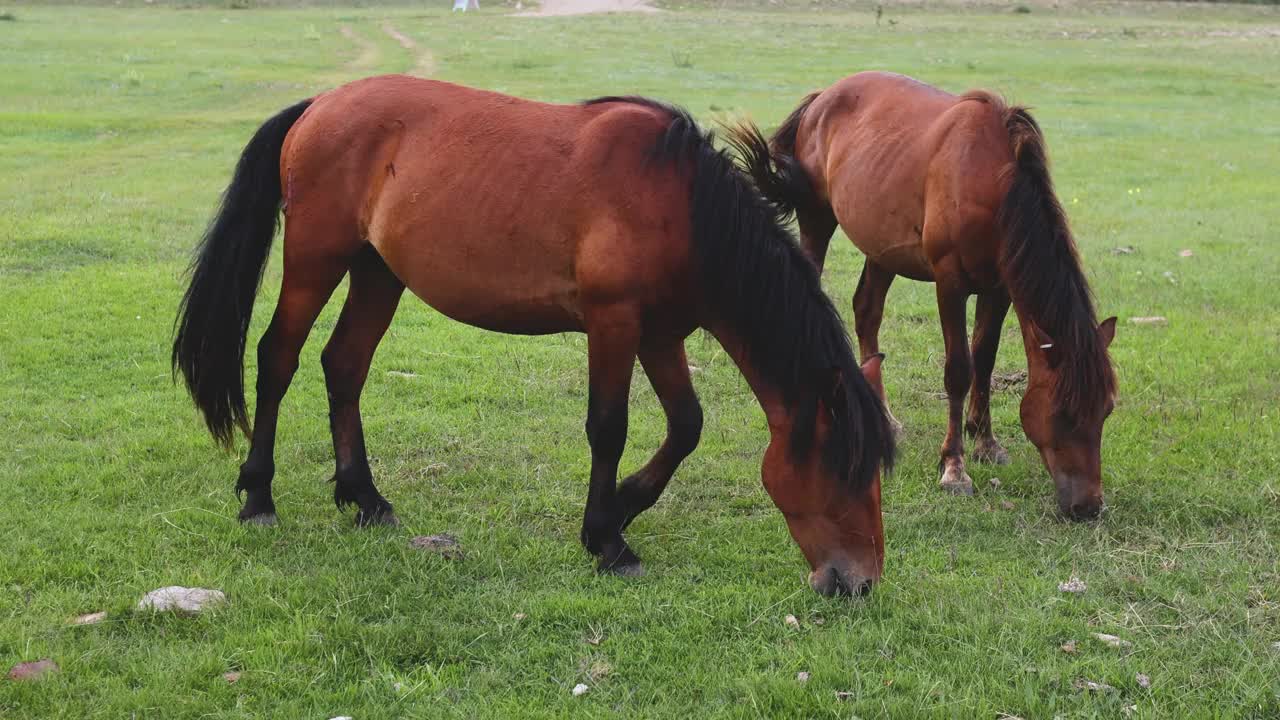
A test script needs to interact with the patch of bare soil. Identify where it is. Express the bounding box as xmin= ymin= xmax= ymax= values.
xmin=517 ymin=0 xmax=658 ymax=17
